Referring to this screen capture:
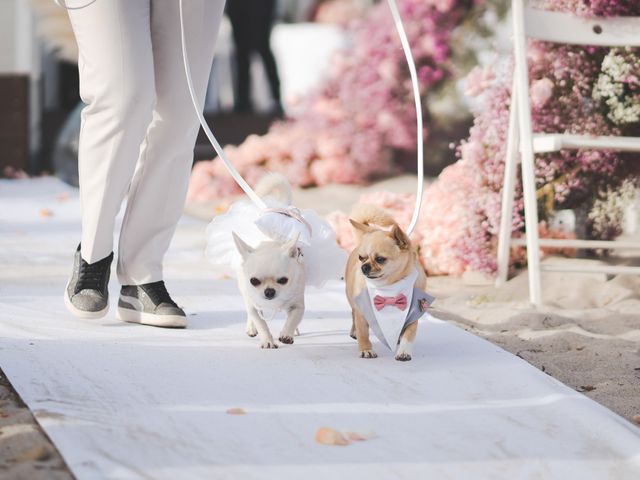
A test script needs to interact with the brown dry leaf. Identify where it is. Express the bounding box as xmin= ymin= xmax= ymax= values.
xmin=226 ymin=407 xmax=246 ymax=415
xmin=315 ymin=427 xmax=349 ymax=446
xmin=346 ymin=431 xmax=377 ymax=441
xmin=39 ymin=209 xmax=54 ymax=218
